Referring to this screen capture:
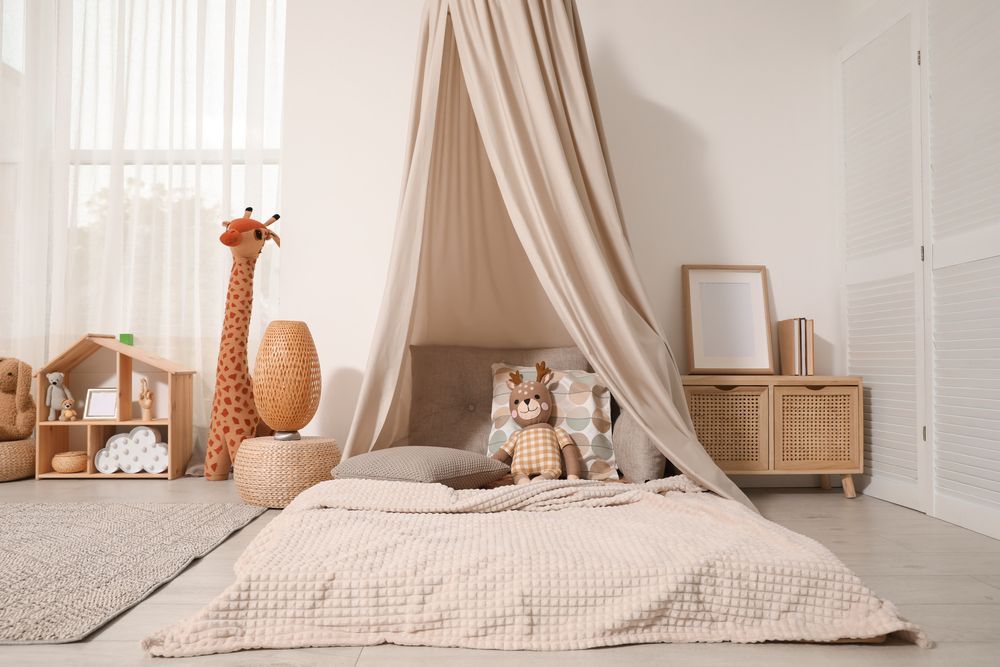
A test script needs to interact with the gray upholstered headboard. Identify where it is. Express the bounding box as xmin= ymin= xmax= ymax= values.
xmin=407 ymin=344 xmax=668 ymax=481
